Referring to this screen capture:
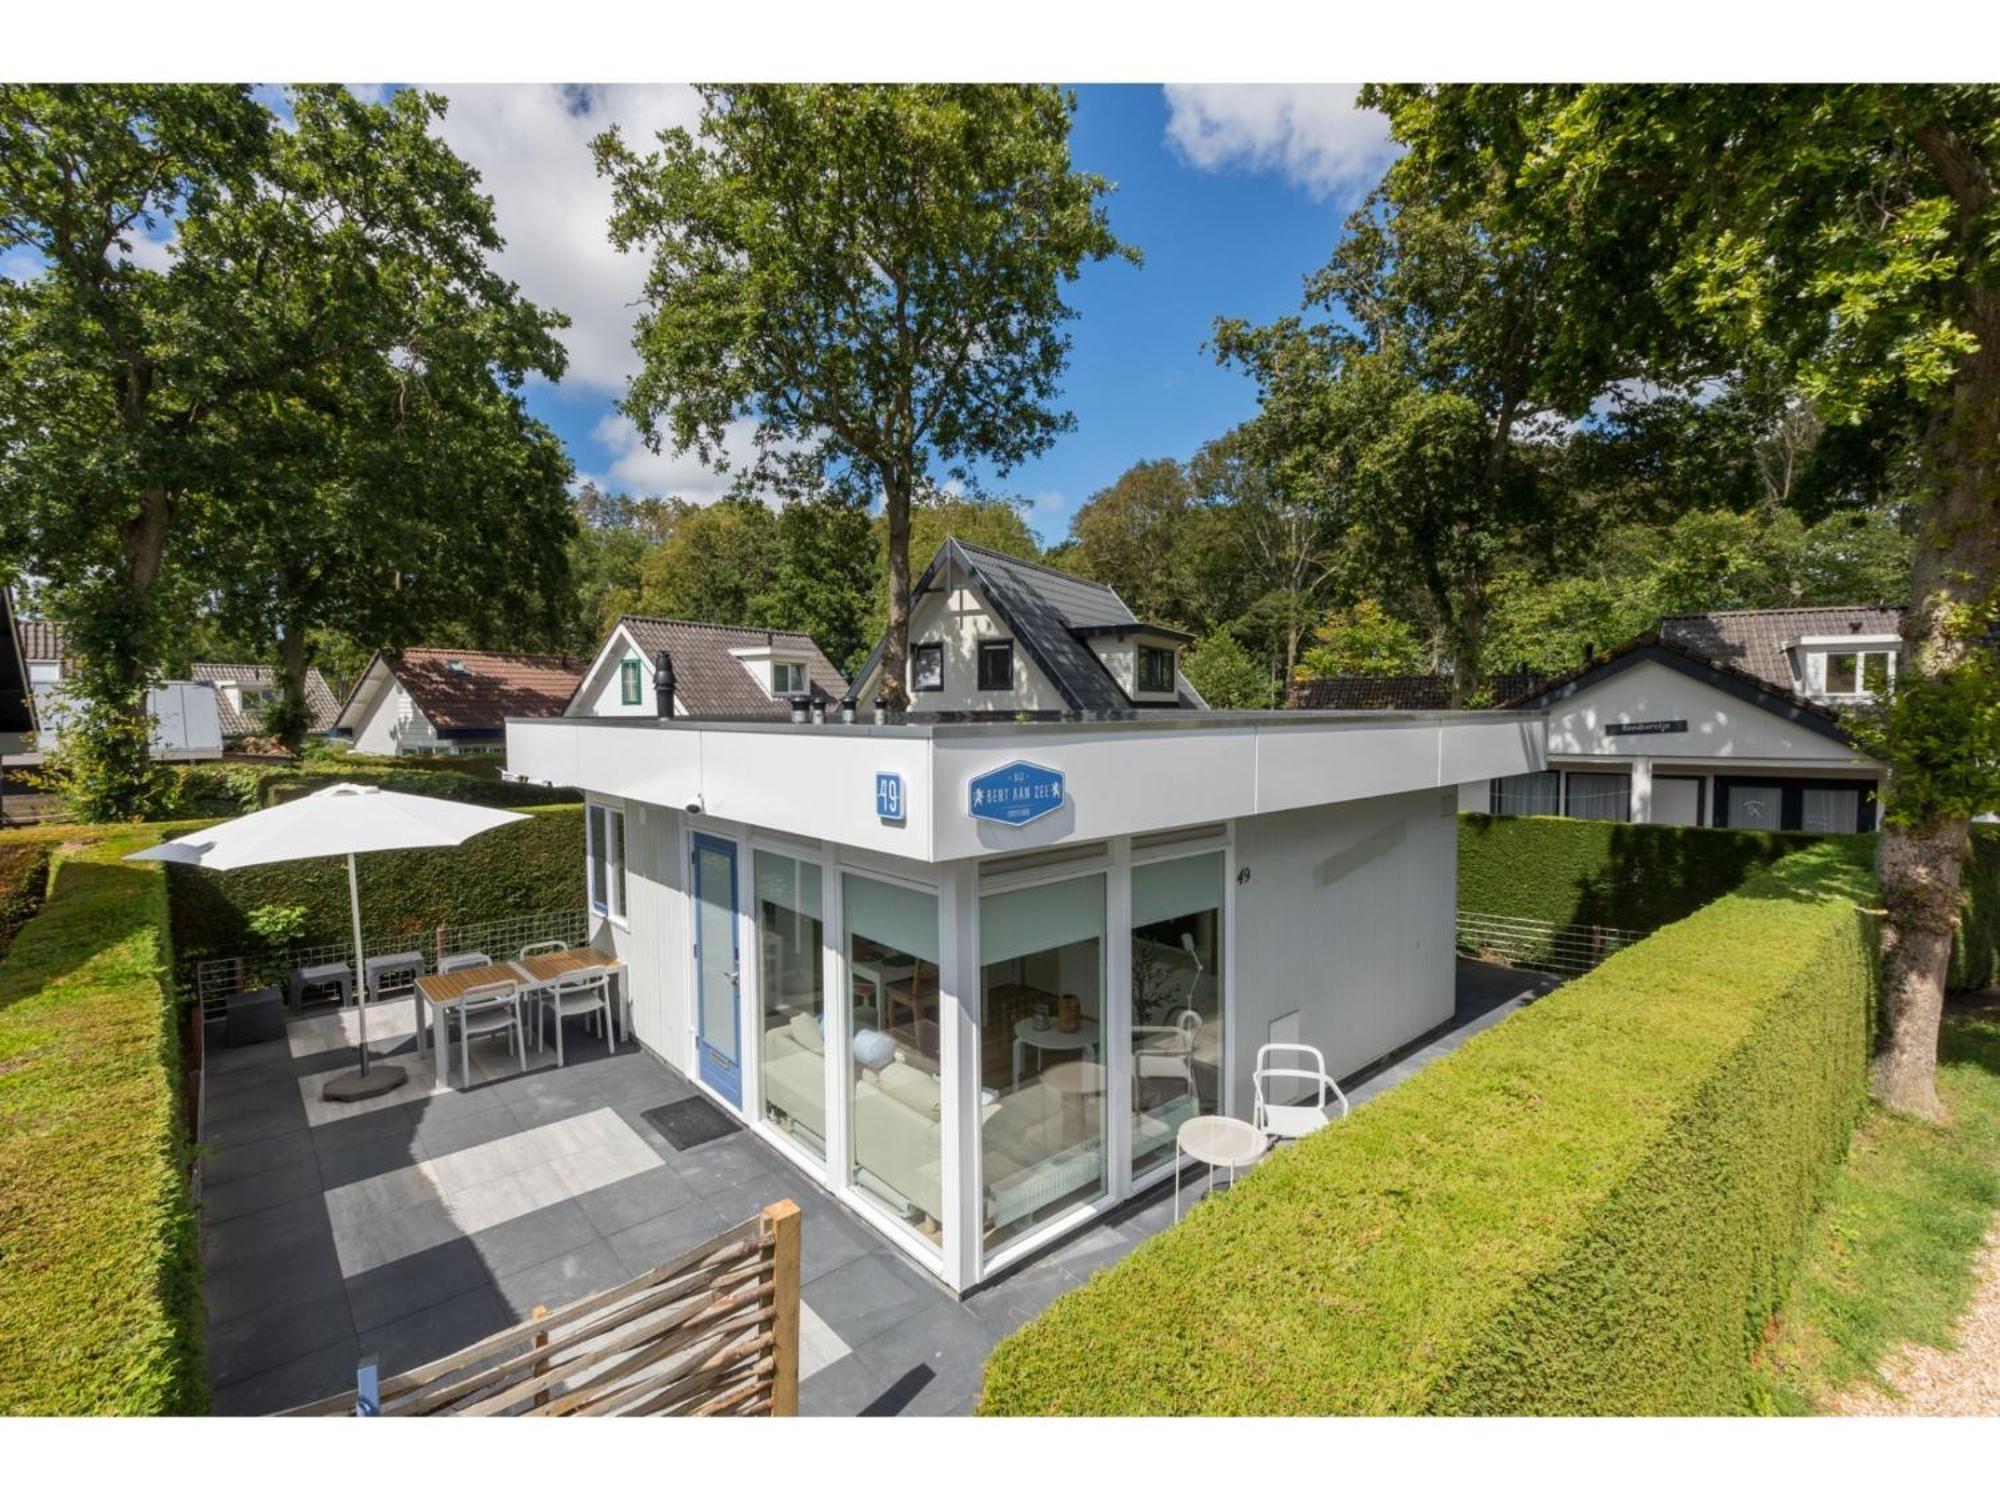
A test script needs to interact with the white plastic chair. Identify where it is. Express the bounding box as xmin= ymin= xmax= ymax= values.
xmin=1252 ymin=1042 xmax=1349 ymax=1142
xmin=448 ymin=978 xmax=525 ymax=1086
xmin=439 ymin=951 xmax=492 ymax=974
xmin=536 ymin=964 xmax=613 ymax=1067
